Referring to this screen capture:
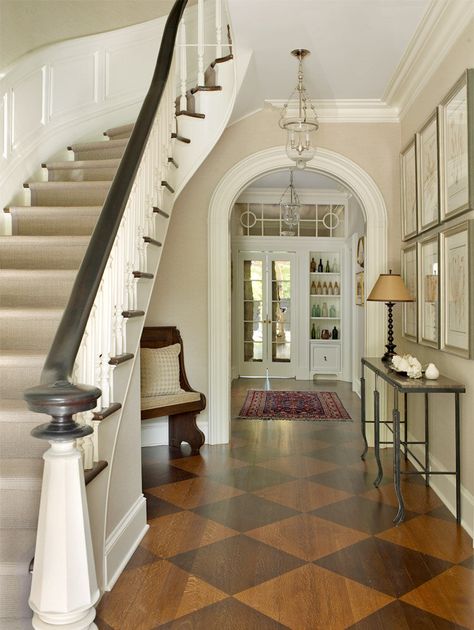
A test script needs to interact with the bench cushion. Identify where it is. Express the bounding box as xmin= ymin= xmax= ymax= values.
xmin=141 ymin=391 xmax=202 ymax=411
xmin=140 ymin=343 xmax=181 ymax=396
